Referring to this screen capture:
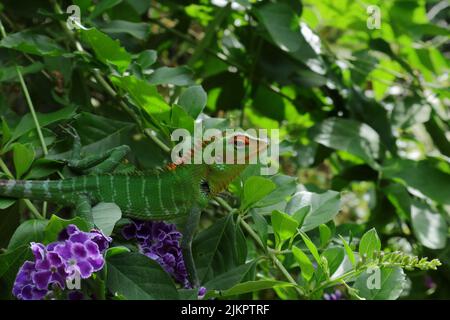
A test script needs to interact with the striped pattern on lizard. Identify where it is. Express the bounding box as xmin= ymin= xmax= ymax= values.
xmin=0 ymin=131 xmax=268 ymax=221
xmin=0 ymin=131 xmax=268 ymax=286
